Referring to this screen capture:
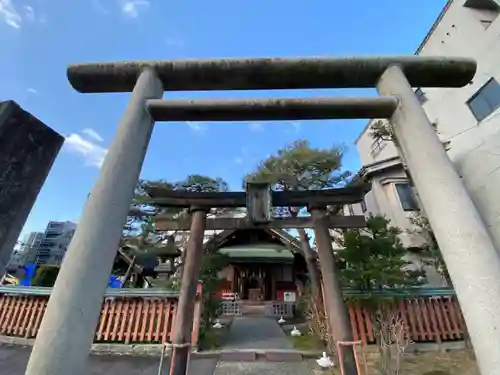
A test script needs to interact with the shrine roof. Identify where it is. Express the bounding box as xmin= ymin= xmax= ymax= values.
xmin=219 ymin=243 xmax=294 ymax=263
